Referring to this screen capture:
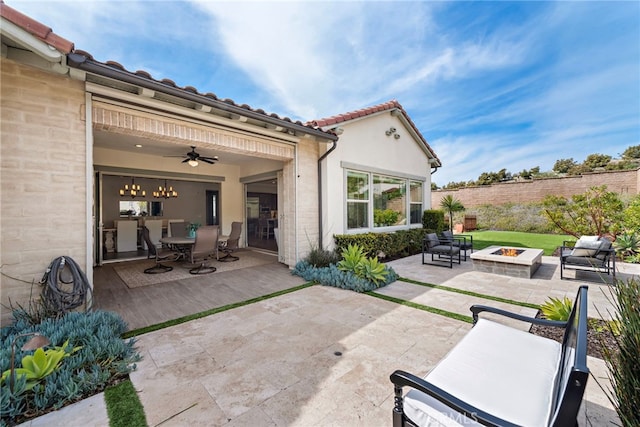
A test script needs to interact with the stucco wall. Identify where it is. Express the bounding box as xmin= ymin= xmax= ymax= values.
xmin=322 ymin=112 xmax=432 ymax=248
xmin=1 ymin=59 xmax=87 ymax=325
xmin=431 ymin=169 xmax=639 ymax=209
